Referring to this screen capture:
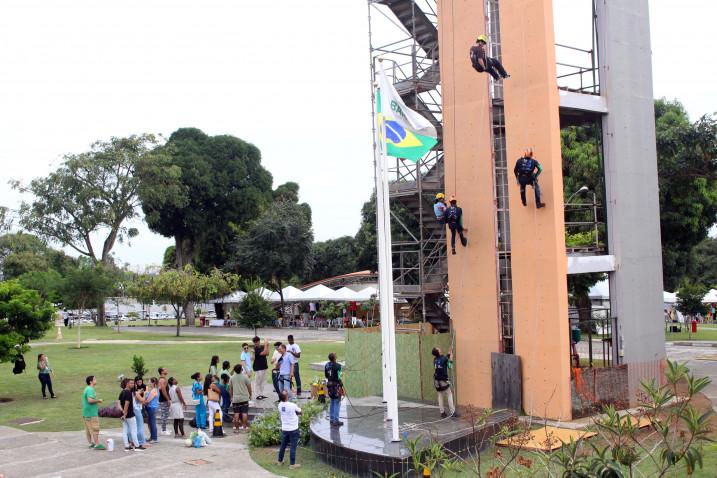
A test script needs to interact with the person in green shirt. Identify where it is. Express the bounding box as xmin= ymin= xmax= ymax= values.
xmin=82 ymin=375 xmax=105 ymax=450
